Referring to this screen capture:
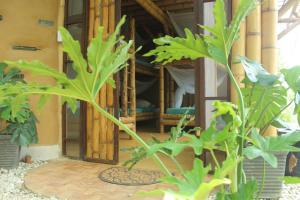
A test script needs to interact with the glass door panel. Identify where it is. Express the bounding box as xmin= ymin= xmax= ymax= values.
xmin=63 ymin=0 xmax=87 ymax=159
